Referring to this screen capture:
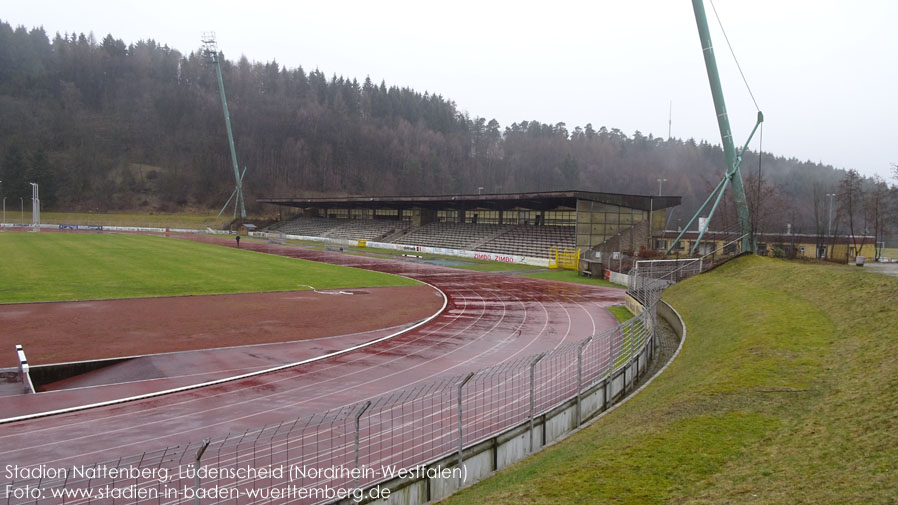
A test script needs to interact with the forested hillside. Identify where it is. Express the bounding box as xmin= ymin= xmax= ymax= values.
xmin=0 ymin=20 xmax=887 ymax=233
